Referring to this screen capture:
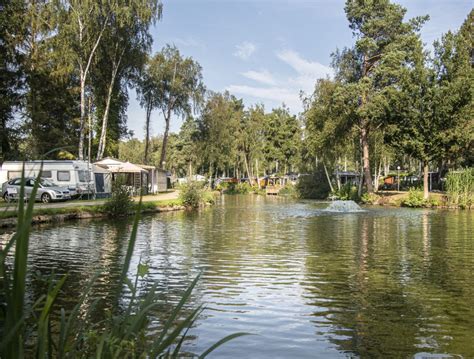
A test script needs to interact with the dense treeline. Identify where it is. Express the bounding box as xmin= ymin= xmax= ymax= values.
xmin=304 ymin=3 xmax=472 ymax=198
xmin=120 ymin=94 xmax=302 ymax=180
xmin=0 ymin=0 xmax=162 ymax=161
xmin=1 ymin=0 xmax=472 ymax=198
